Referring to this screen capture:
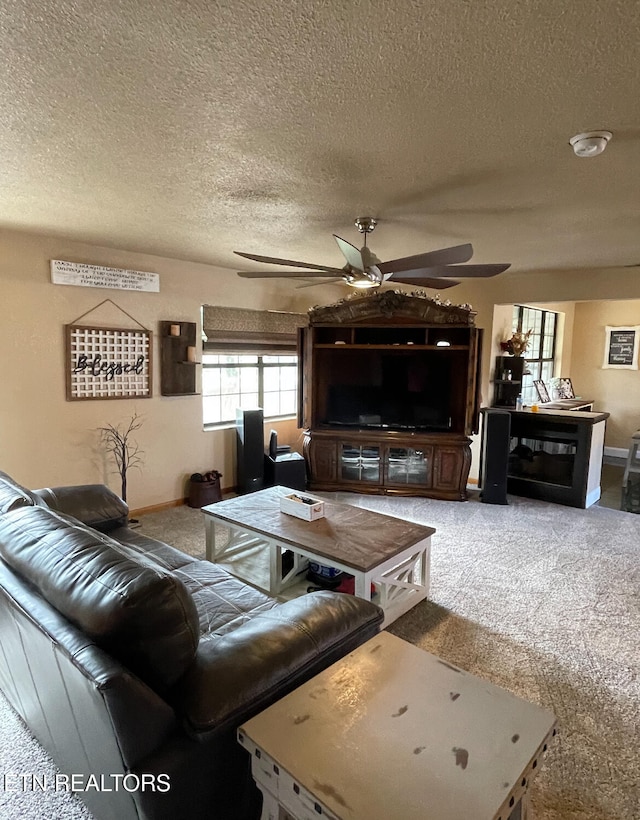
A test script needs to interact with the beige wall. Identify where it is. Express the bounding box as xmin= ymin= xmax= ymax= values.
xmin=4 ymin=227 xmax=640 ymax=504
xmin=0 ymin=229 xmax=344 ymax=510
xmin=570 ymin=300 xmax=640 ymax=449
